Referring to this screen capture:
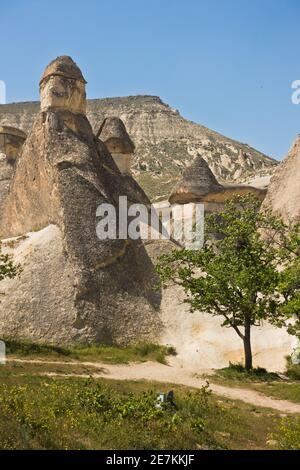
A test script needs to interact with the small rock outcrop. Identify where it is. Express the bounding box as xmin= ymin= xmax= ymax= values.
xmin=0 ymin=126 xmax=26 ymax=214
xmin=40 ymin=55 xmax=87 ymax=114
xmin=262 ymin=135 xmax=300 ymax=224
xmin=0 ymin=152 xmax=13 ymax=216
xmin=97 ymin=116 xmax=151 ymax=209
xmin=169 ymin=155 xmax=266 ymax=207
xmin=97 ymin=116 xmax=134 ymax=175
xmin=0 ymin=126 xmax=26 ymax=162
xmin=0 ymin=56 xmax=161 ymax=346
xmin=169 ymin=155 xmax=223 ymax=204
